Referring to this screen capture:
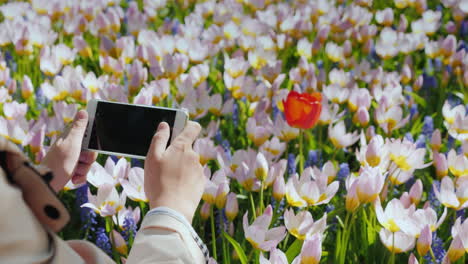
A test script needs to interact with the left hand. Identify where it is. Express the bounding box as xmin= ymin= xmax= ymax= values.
xmin=42 ymin=110 xmax=97 ymax=192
